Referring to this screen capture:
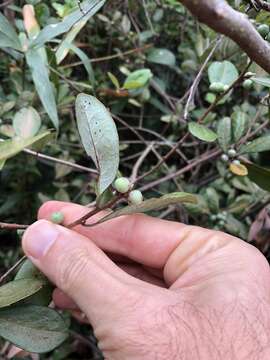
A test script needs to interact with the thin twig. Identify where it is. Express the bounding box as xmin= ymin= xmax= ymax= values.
xmin=0 ymin=222 xmax=28 ymax=230
xmin=0 ymin=256 xmax=26 ymax=284
xmin=130 ymin=143 xmax=153 ymax=183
